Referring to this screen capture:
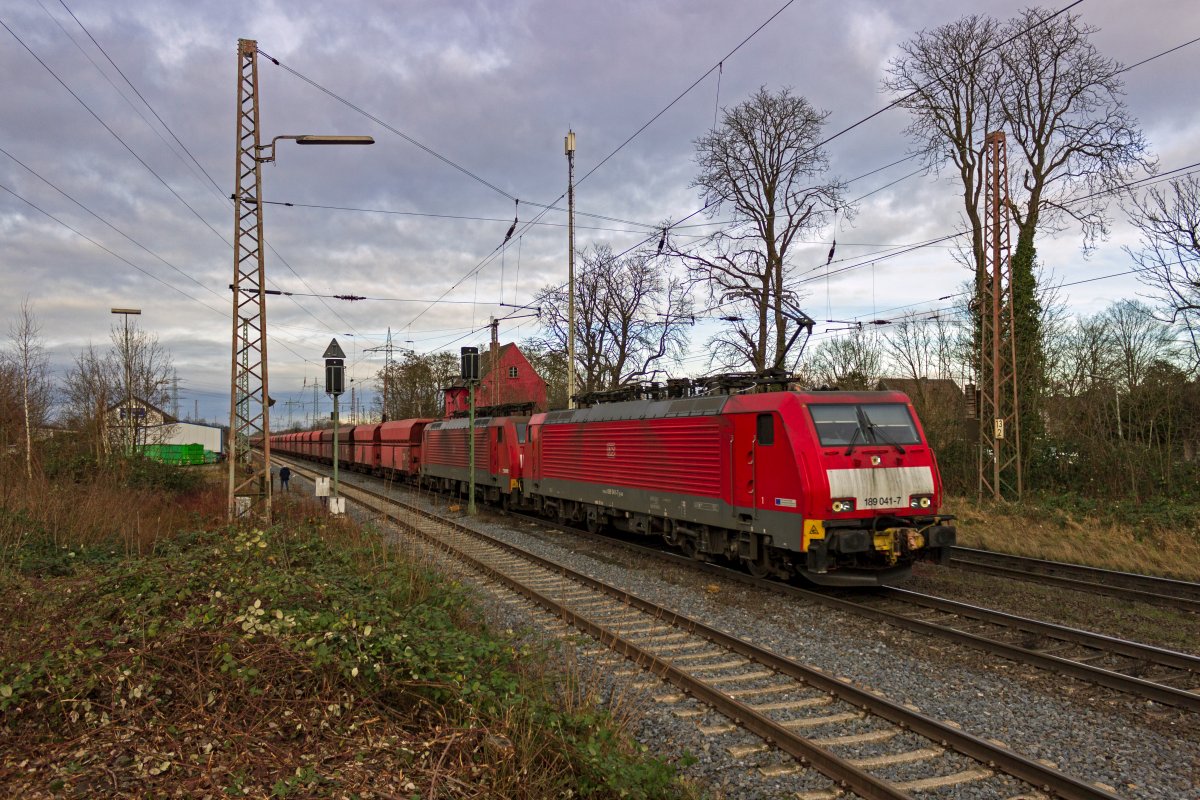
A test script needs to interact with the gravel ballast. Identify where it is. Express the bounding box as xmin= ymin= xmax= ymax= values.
xmin=292 ymin=472 xmax=1200 ymax=799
